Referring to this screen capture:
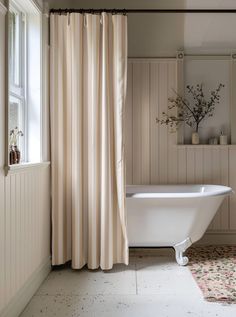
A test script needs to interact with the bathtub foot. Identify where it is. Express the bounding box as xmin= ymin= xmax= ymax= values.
xmin=174 ymin=237 xmax=192 ymax=266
